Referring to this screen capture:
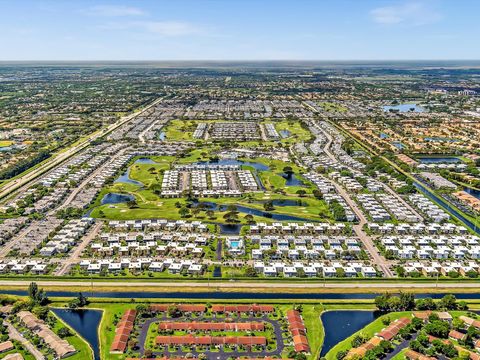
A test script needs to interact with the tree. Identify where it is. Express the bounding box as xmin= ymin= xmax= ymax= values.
xmin=28 ymin=282 xmax=48 ymax=305
xmin=351 ymin=334 xmax=367 ymax=348
xmin=395 ymin=266 xmax=406 ymax=278
xmin=399 ymin=292 xmax=415 ymax=311
xmin=223 ymin=211 xmax=239 ymax=223
xmin=312 ymin=189 xmax=323 ymax=199
xmin=244 ymin=214 xmax=255 ymax=224
xmin=439 ymin=294 xmax=457 ymax=310
xmin=68 ymin=293 xmax=89 ymax=309
xmin=263 ymin=201 xmax=275 ymax=211
xmin=424 ymin=320 xmax=450 ymax=338
xmin=466 ymin=270 xmax=478 ymax=278
xmin=296 ymin=189 xmax=307 ymax=197
xmin=32 ymin=306 xmax=49 ymax=320
xmin=167 ymin=305 xmax=182 ymax=318
xmin=336 ymin=350 xmax=347 ymax=360
xmin=58 ymin=327 xmax=71 ymax=338
xmin=416 ymin=297 xmax=437 ymax=310
xmin=283 ymin=166 xmax=294 ymax=174
xmin=179 ymin=207 xmax=190 ymax=218
xmin=244 ymin=266 xmax=257 ymax=277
